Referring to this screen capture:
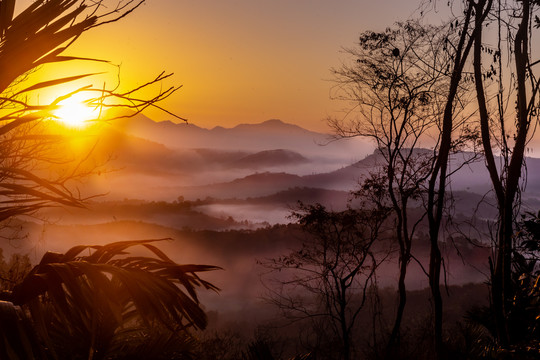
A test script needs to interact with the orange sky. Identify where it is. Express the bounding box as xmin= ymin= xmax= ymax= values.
xmin=27 ymin=0 xmax=428 ymax=133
